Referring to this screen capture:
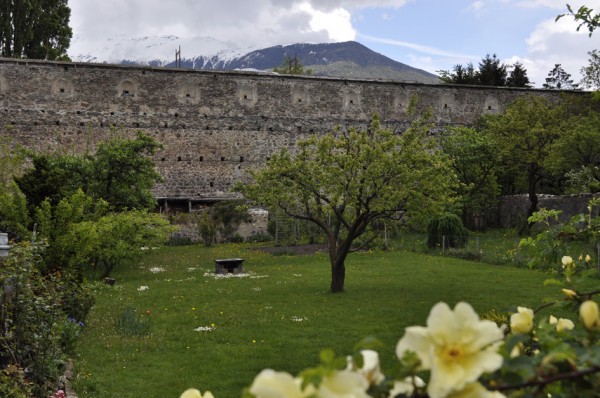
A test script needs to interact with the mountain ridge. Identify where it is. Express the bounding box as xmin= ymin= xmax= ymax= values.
xmin=70 ymin=37 xmax=439 ymax=84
